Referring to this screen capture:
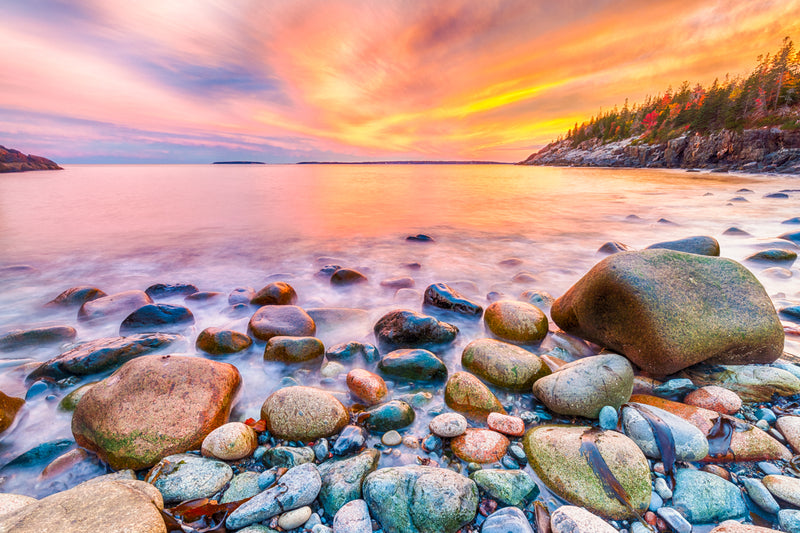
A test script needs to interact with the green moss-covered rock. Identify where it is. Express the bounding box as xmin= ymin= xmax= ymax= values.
xmin=263 ymin=336 xmax=324 ymax=363
xmin=531 ymin=353 xmax=633 ymax=419
xmin=363 ymin=465 xmax=478 ymax=533
xmin=461 ymin=338 xmax=550 ymax=391
xmin=551 ymin=250 xmax=784 ymax=376
xmin=484 ymin=301 xmax=548 ymax=344
xmin=523 ymin=425 xmax=651 ymax=520
xmin=378 ymin=349 xmax=447 ymax=381
xmin=317 ymin=449 xmax=379 ymax=517
xmin=469 ymin=469 xmax=539 ymax=507
xmin=444 ymin=371 xmax=506 ymax=422
xmin=261 ymin=386 xmax=348 ymax=441
xmin=682 ymin=365 xmax=800 ymax=402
